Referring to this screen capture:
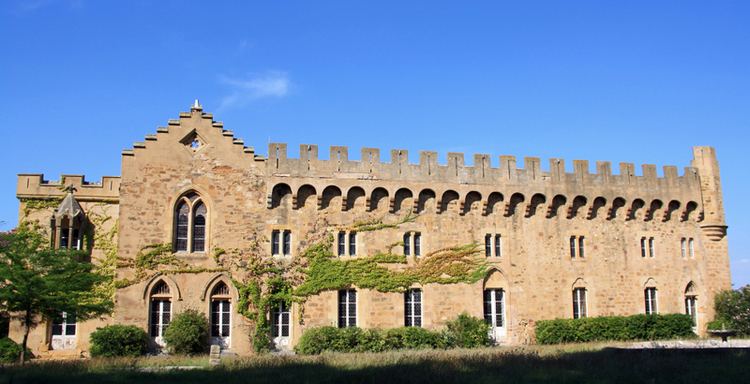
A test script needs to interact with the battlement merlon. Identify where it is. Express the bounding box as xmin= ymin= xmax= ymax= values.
xmin=266 ymin=143 xmax=712 ymax=193
xmin=17 ymin=174 xmax=121 ymax=202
